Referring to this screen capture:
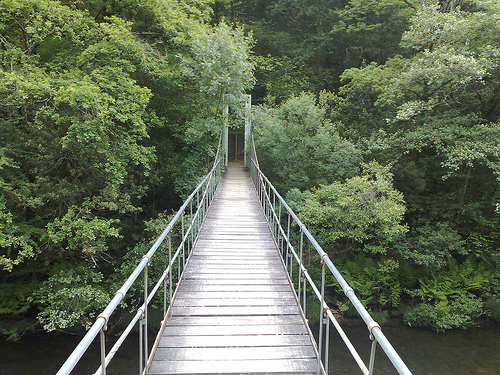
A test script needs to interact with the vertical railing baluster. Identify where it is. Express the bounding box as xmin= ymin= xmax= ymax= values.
xmin=182 ymin=213 xmax=185 ymax=269
xmin=99 ymin=327 xmax=106 ymax=375
xmin=287 ymin=214 xmax=291 ymax=258
xmin=190 ymin=200 xmax=193 ymax=247
xmin=285 ymin=244 xmax=290 ymax=273
xmin=163 ymin=273 xmax=167 ymax=318
xmin=277 ymin=201 xmax=282 ymax=250
xmin=303 ymin=273 xmax=307 ymax=317
xmin=318 ymin=259 xmax=326 ymax=375
xmin=369 ymin=338 xmax=378 ymax=375
xmin=168 ymin=233 xmax=173 ymax=303
xmin=298 ymin=229 xmax=304 ymax=305
xmin=197 ymin=197 xmax=201 ymax=237
xmin=325 ymin=312 xmax=330 ymax=375
xmin=138 ymin=317 xmax=143 ymax=375
xmin=273 ymin=191 xmax=278 ymax=238
xmin=143 ymin=258 xmax=149 ymax=375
